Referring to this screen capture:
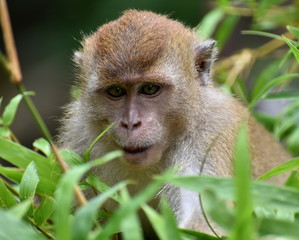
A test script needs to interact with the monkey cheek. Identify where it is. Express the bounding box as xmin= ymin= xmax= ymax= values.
xmin=122 ymin=145 xmax=163 ymax=168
